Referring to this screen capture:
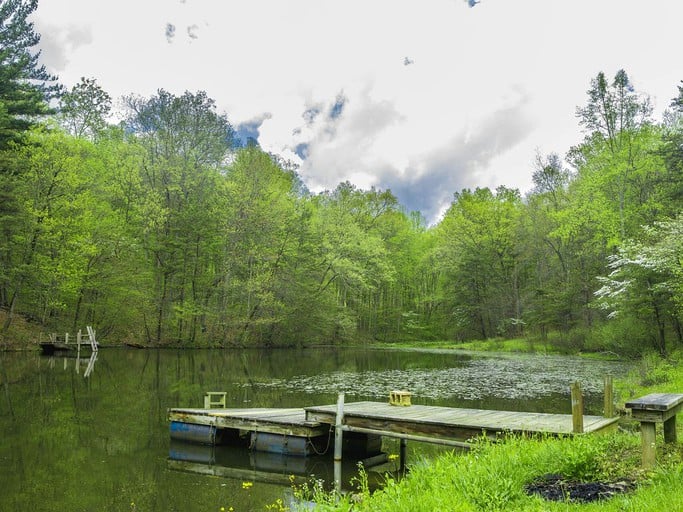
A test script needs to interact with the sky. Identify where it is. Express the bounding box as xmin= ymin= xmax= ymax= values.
xmin=33 ymin=0 xmax=683 ymax=223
